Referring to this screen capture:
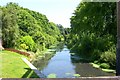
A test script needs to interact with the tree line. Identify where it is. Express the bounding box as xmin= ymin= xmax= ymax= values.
xmin=67 ymin=2 xmax=116 ymax=69
xmin=0 ymin=2 xmax=117 ymax=70
xmin=0 ymin=2 xmax=64 ymax=52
